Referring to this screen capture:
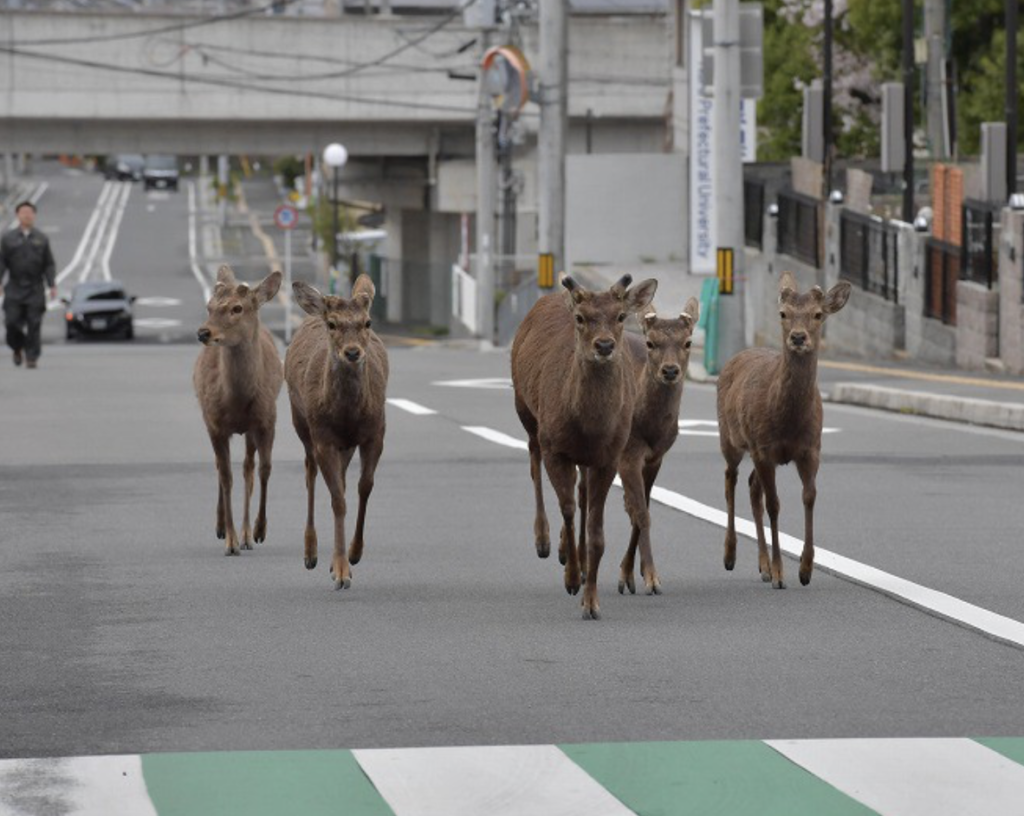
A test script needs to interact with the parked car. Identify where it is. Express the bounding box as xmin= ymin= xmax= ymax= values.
xmin=63 ymin=281 xmax=135 ymax=341
xmin=143 ymin=155 xmax=180 ymax=191
xmin=104 ymin=154 xmax=144 ymax=182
